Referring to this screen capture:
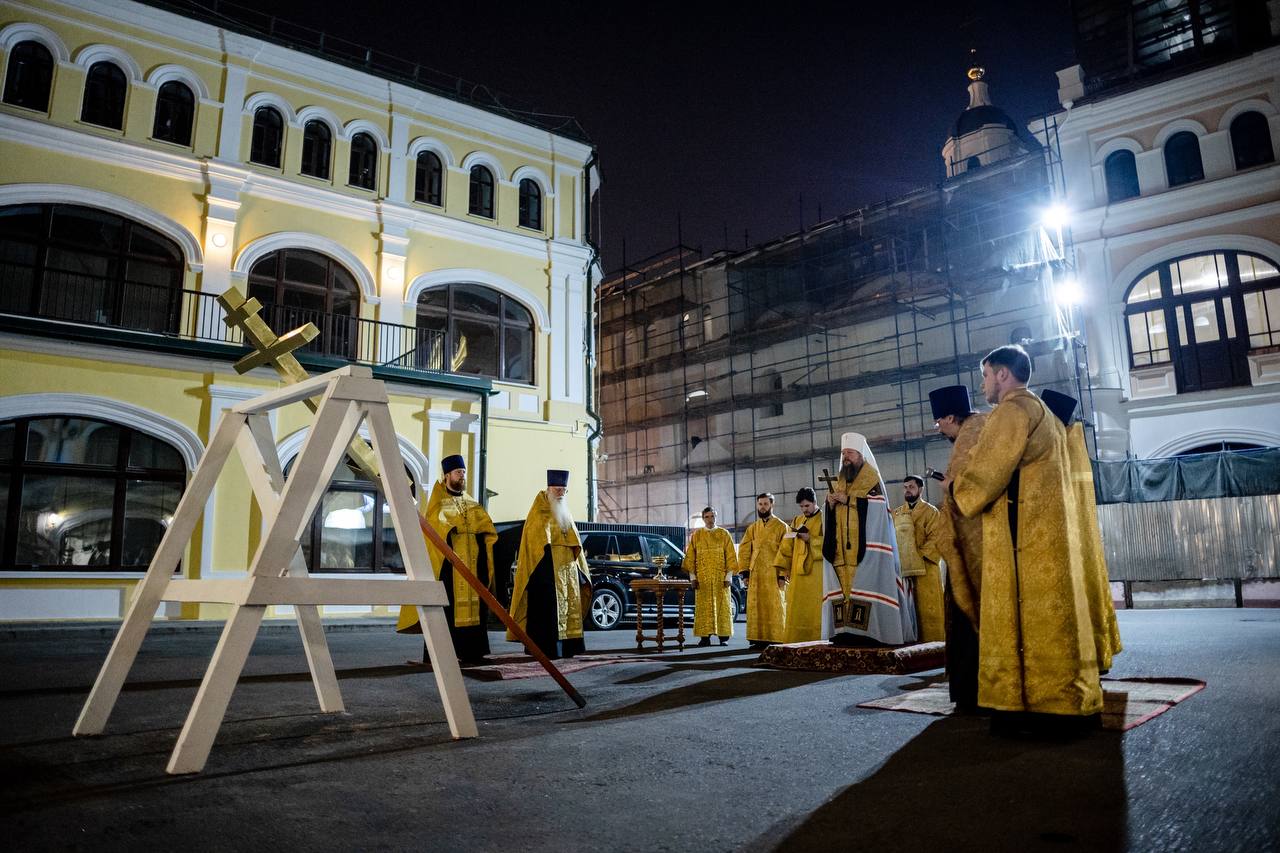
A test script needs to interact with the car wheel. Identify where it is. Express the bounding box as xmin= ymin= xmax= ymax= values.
xmin=588 ymin=587 xmax=624 ymax=631
xmin=730 ymin=592 xmax=741 ymax=623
